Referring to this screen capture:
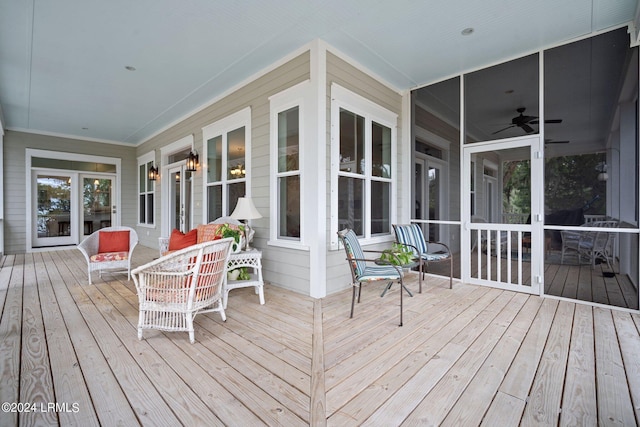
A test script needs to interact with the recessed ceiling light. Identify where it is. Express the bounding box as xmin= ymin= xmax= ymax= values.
xmin=461 ymin=27 xmax=474 ymax=36
xmin=125 ymin=65 xmax=136 ymax=71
